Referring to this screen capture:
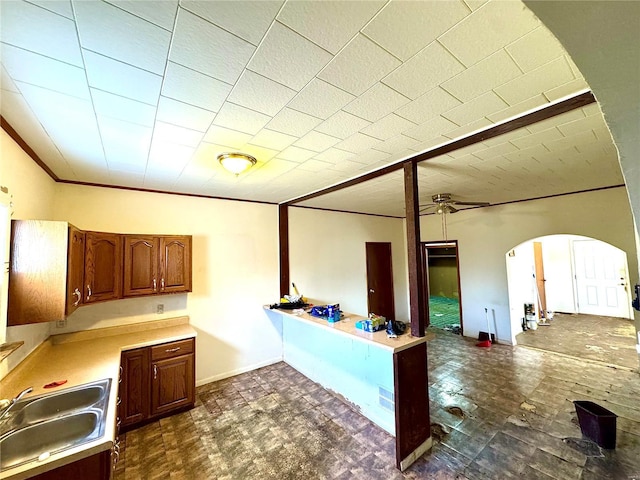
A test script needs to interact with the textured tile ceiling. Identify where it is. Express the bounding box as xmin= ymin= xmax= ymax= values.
xmin=0 ymin=0 xmax=623 ymax=217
